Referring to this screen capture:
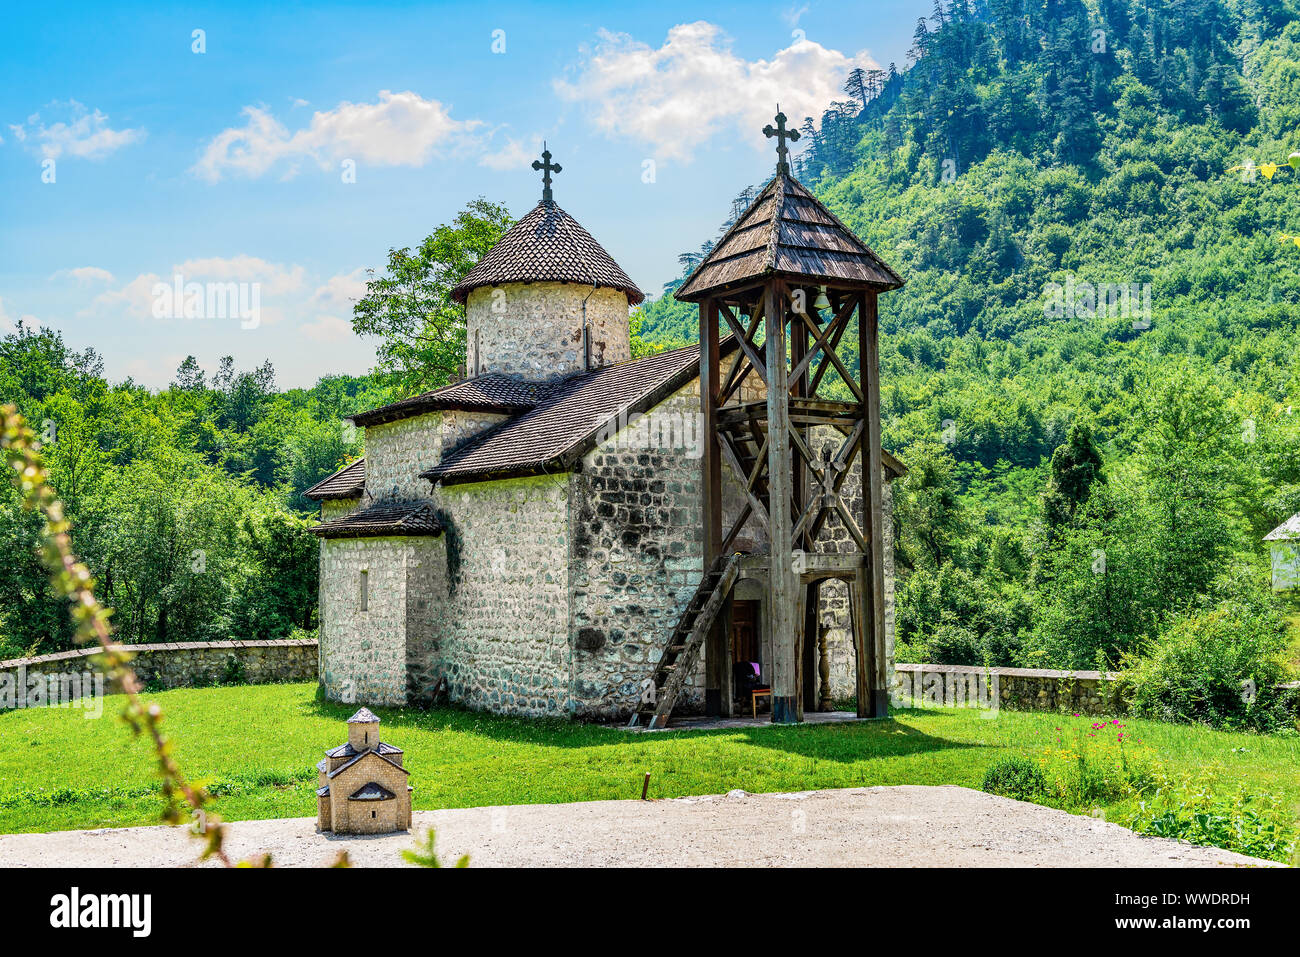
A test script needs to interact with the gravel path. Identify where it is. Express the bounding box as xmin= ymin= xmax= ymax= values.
xmin=0 ymin=786 xmax=1279 ymax=867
